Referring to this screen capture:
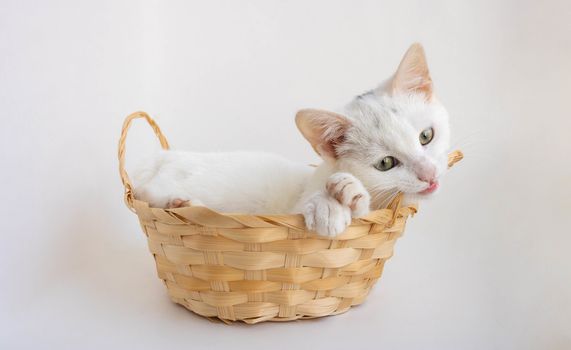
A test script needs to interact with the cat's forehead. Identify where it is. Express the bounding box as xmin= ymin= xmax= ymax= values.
xmin=341 ymin=93 xmax=446 ymax=161
xmin=347 ymin=95 xmax=429 ymax=137
xmin=357 ymin=93 xmax=434 ymax=124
